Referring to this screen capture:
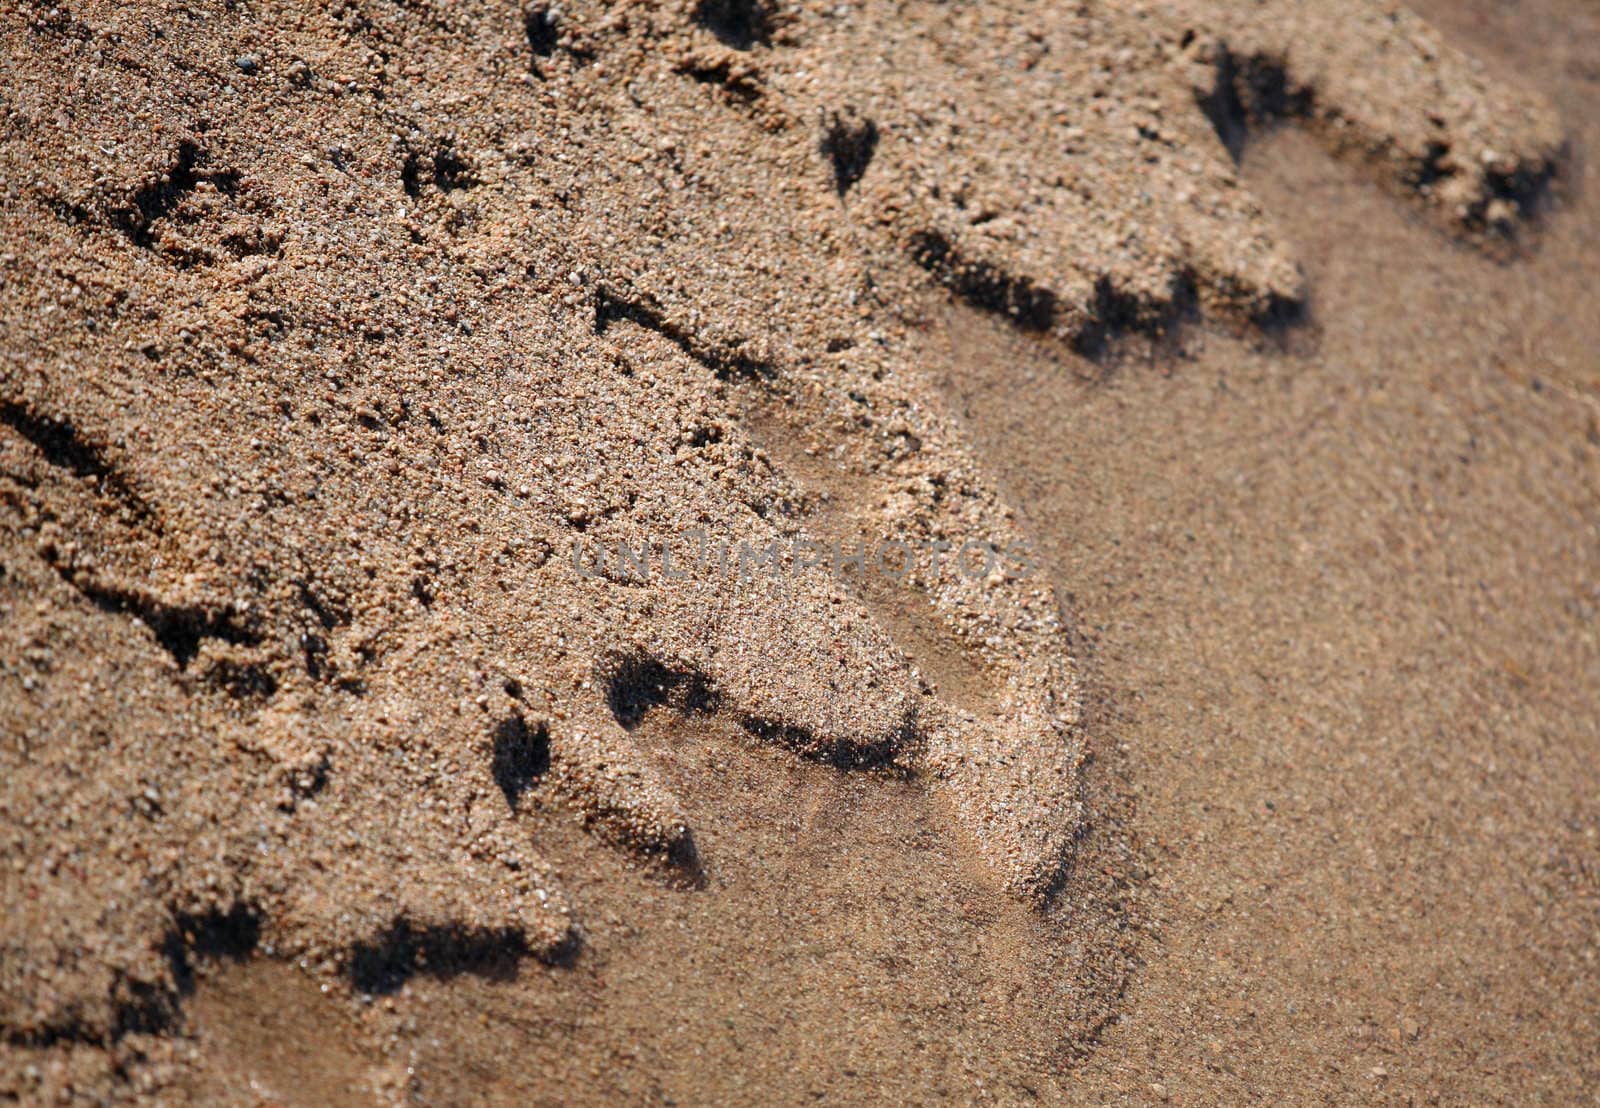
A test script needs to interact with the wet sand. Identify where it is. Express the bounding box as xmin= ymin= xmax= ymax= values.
xmin=2 ymin=0 xmax=1597 ymax=1101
